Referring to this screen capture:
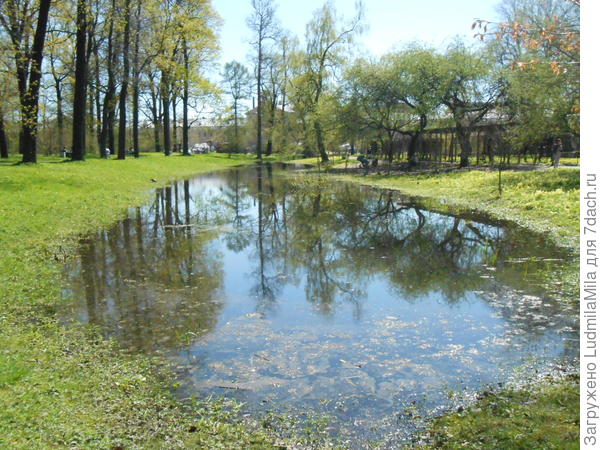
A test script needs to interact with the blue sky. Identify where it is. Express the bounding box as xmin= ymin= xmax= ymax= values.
xmin=211 ymin=0 xmax=501 ymax=69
